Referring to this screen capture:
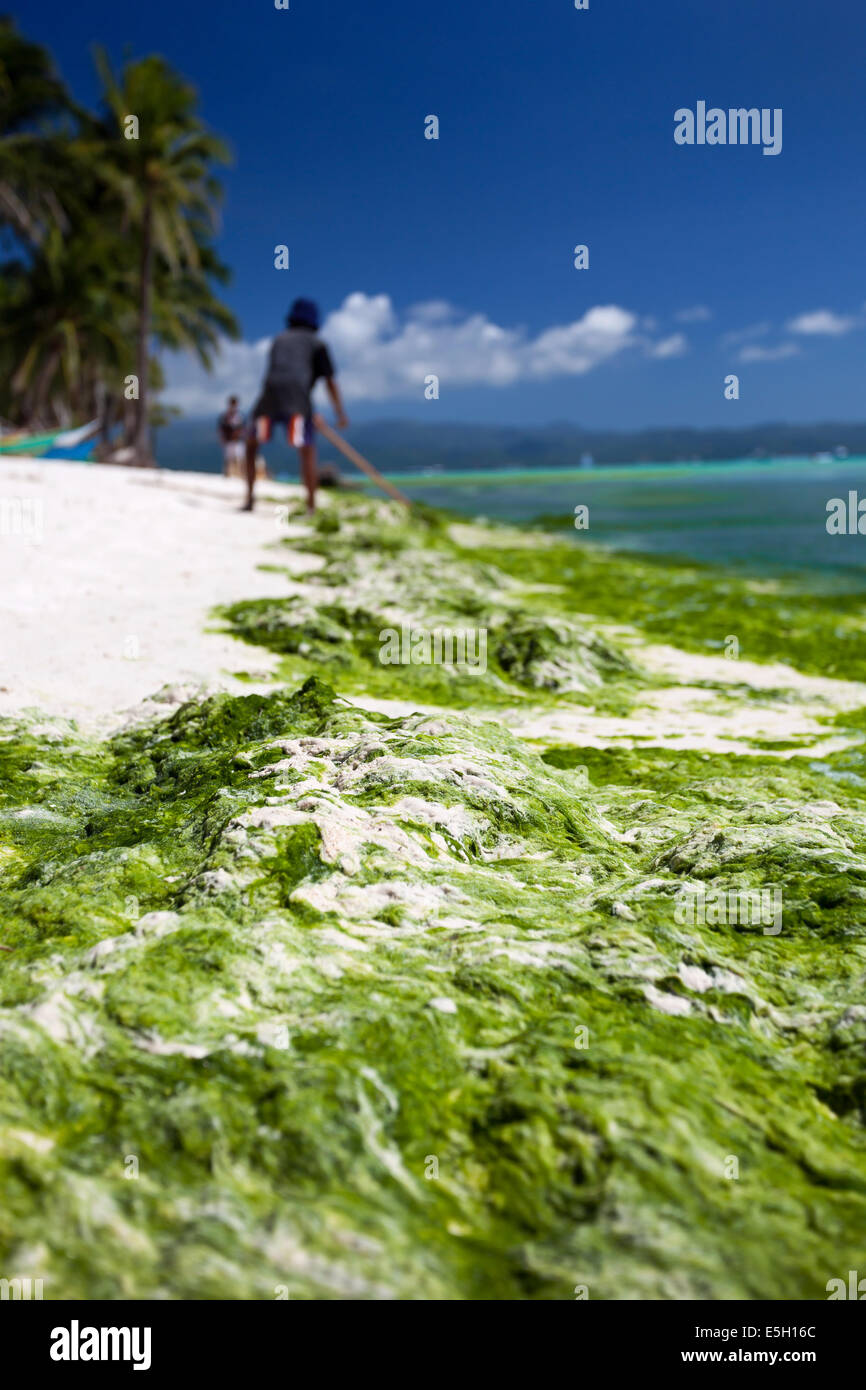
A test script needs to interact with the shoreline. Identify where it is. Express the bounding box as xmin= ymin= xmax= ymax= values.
xmin=374 ymin=453 xmax=866 ymax=487
xmin=3 ymin=454 xmax=864 ymax=749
